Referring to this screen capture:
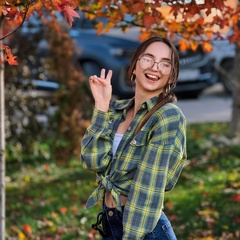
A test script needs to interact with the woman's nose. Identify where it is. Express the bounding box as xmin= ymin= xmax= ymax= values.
xmin=151 ymin=62 xmax=159 ymax=71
